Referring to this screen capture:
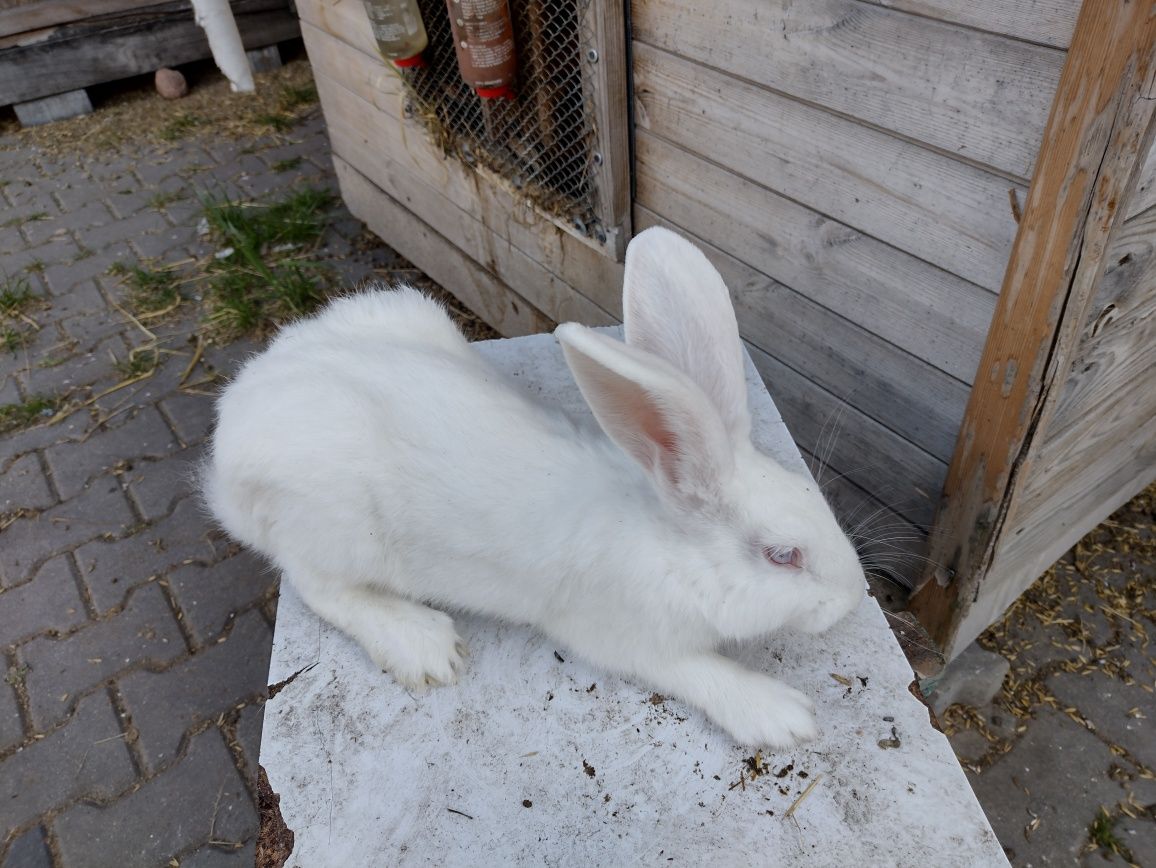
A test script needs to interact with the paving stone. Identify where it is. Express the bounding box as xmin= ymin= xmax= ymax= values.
xmin=0 ymin=374 xmax=21 ymax=406
xmin=43 ymin=403 xmax=178 ymax=499
xmin=968 ymin=709 xmax=1130 ymax=866
xmin=159 ymin=390 xmax=216 ymax=446
xmin=929 ymin=642 xmax=1011 ymax=715
xmin=73 ymin=497 xmax=226 ymax=613
xmin=0 ymin=690 xmax=135 ymax=838
xmin=130 ymin=226 xmax=195 ymax=261
xmin=18 ymin=582 xmax=185 ymax=730
xmin=0 ymin=824 xmax=52 ymax=868
xmin=54 ymin=727 xmax=255 ymax=868
xmin=0 ymin=408 xmax=91 ymax=471
xmin=117 ymin=611 xmax=271 ymax=771
xmin=181 ymin=838 xmax=256 ymax=867
xmin=1049 ymin=670 xmax=1156 ymax=772
xmin=0 ymin=681 xmax=22 ymax=753
xmin=16 ymin=330 xmax=123 ymax=398
xmin=166 ymin=552 xmax=274 ymax=646
xmin=41 ymin=240 xmax=133 ymax=295
xmin=125 ymin=446 xmax=203 ymax=521
xmin=0 ymin=452 xmax=54 ymax=513
xmin=47 ymin=197 xmax=113 ymax=237
xmin=0 ymin=555 xmax=87 ymax=646
xmin=0 ymin=477 xmax=134 ymax=586
xmin=75 ymin=211 xmax=164 ymax=252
